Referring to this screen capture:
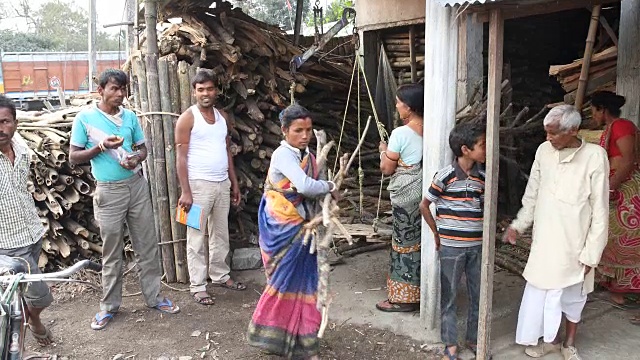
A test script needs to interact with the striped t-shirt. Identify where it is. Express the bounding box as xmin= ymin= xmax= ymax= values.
xmin=424 ymin=160 xmax=485 ymax=248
